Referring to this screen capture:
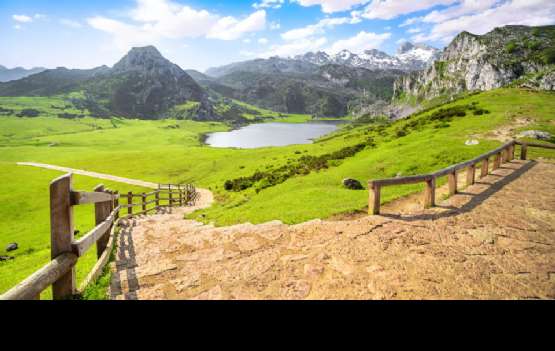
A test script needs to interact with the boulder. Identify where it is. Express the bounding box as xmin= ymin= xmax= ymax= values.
xmin=518 ymin=130 xmax=552 ymax=141
xmin=465 ymin=139 xmax=480 ymax=146
xmin=6 ymin=243 xmax=18 ymax=252
xmin=343 ymin=178 xmax=364 ymax=190
xmin=0 ymin=256 xmax=14 ymax=262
